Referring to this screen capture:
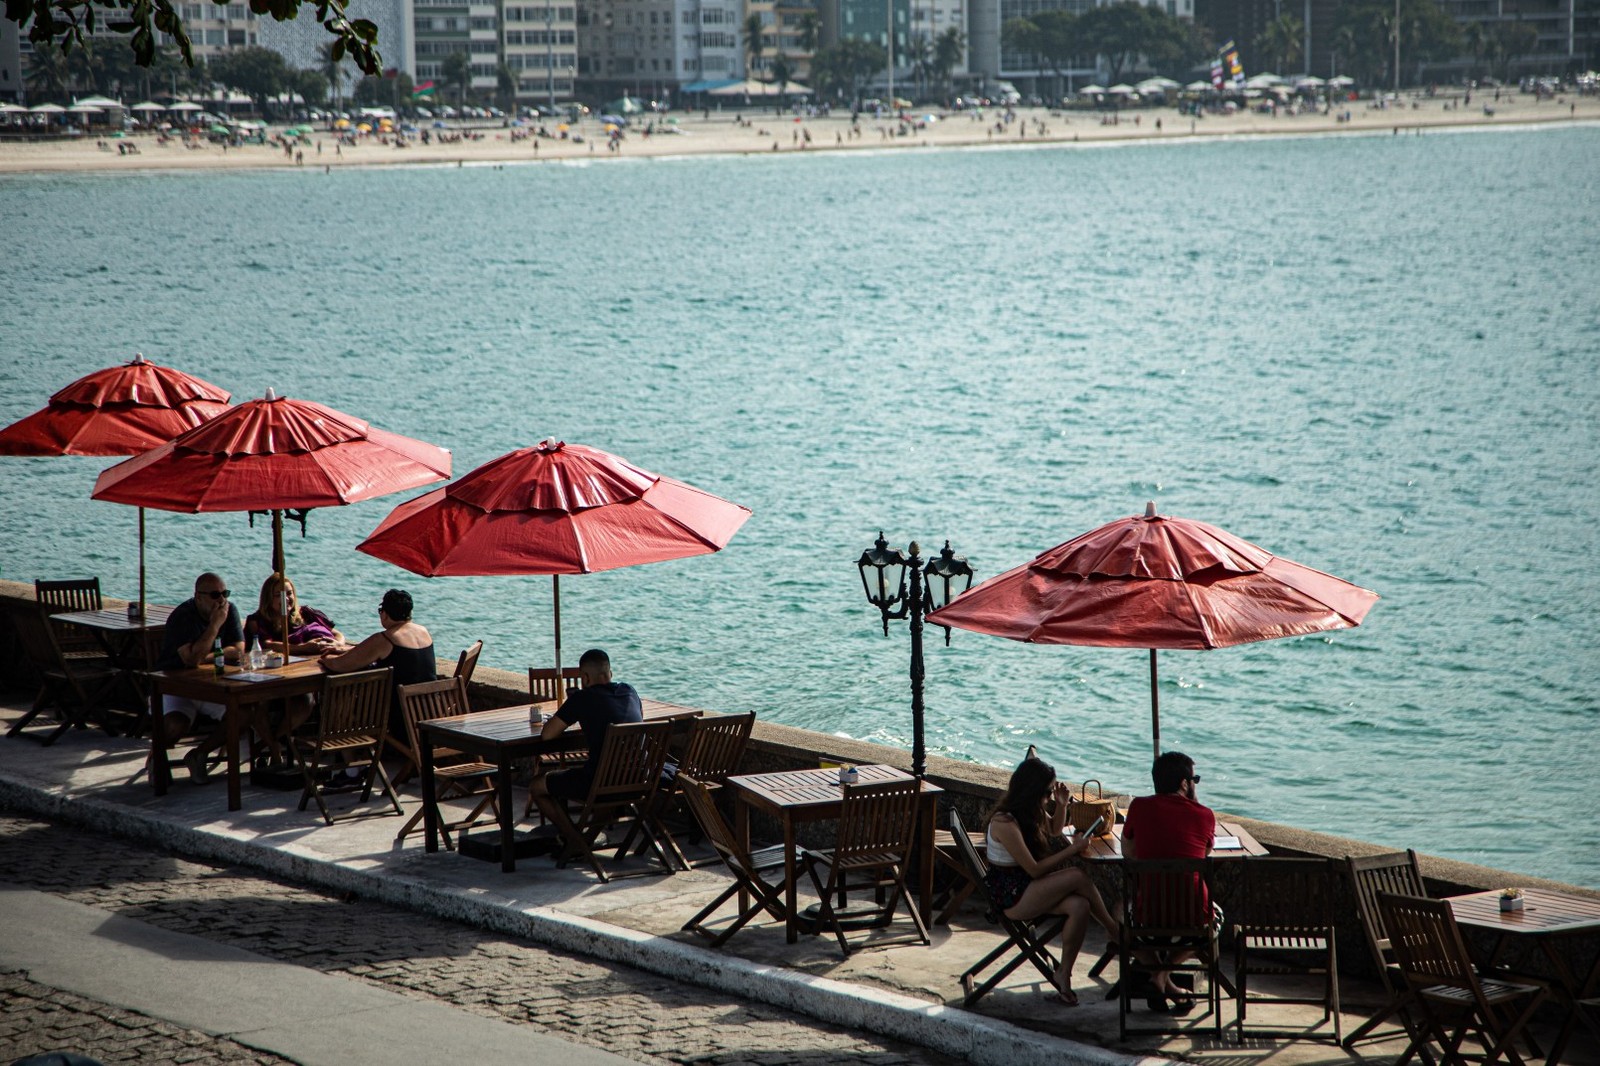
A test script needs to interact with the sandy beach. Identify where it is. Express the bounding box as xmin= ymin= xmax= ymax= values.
xmin=2 ymin=90 xmax=1595 ymax=175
